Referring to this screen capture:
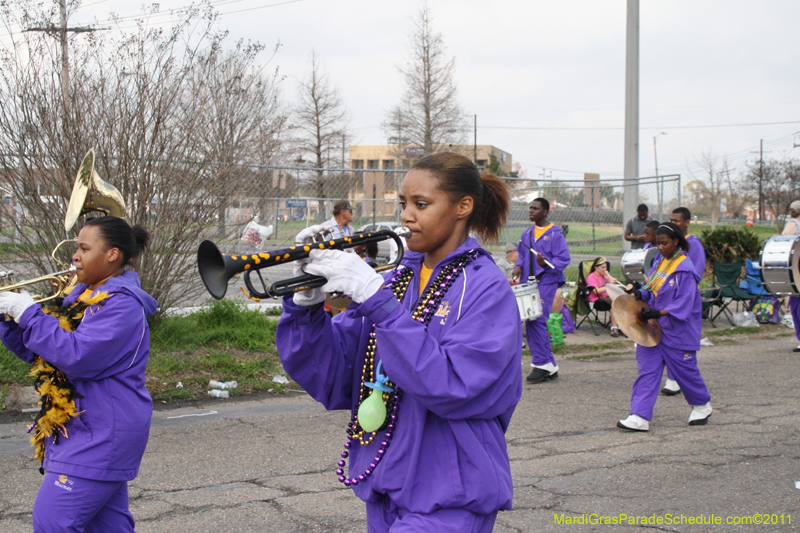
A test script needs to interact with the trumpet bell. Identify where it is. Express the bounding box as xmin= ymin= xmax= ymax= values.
xmin=65 ymin=149 xmax=127 ymax=232
xmin=197 ymin=240 xmax=235 ymax=300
